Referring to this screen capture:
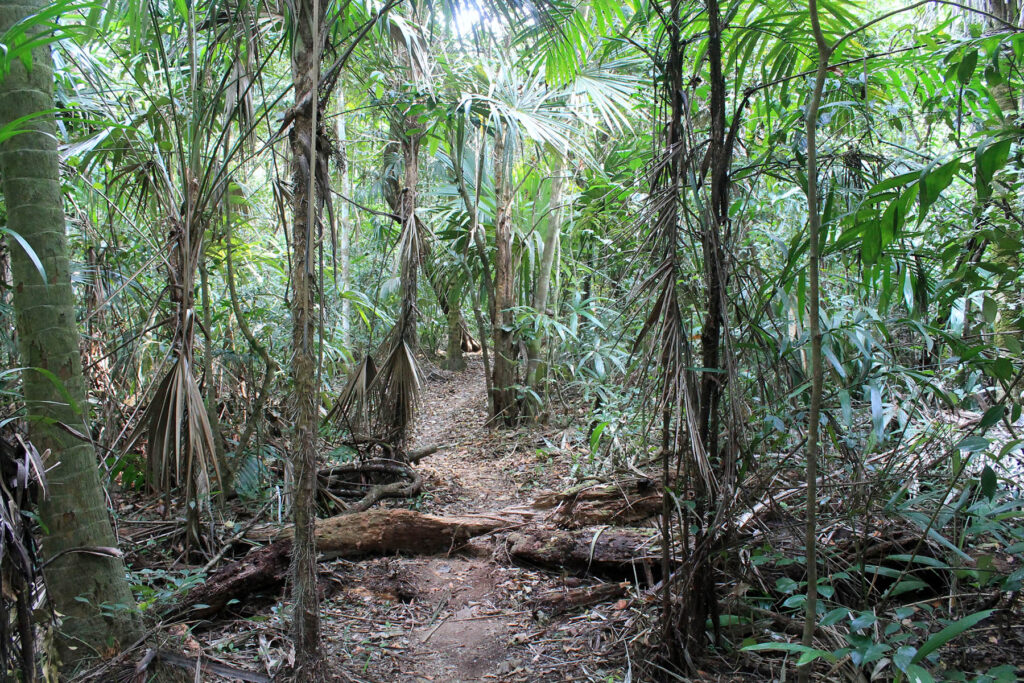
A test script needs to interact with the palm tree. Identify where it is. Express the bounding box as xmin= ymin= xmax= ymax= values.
xmin=0 ymin=0 xmax=141 ymax=665
xmin=286 ymin=0 xmax=329 ymax=674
